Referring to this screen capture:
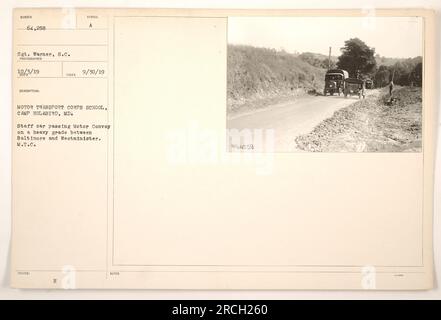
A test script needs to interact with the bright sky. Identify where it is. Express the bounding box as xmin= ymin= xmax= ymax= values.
xmin=228 ymin=17 xmax=422 ymax=58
